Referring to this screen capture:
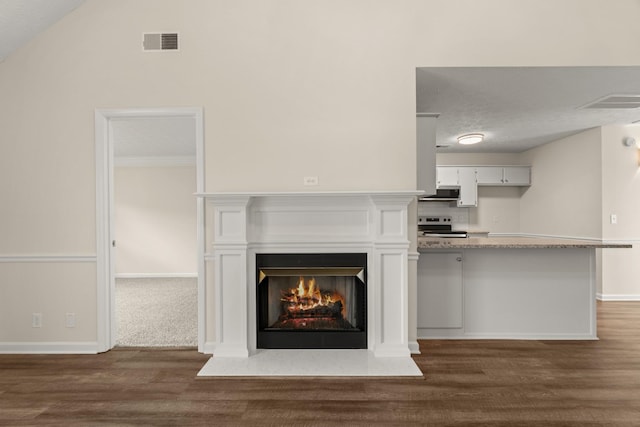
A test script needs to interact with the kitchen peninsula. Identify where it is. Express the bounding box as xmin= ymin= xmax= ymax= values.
xmin=417 ymin=236 xmax=631 ymax=340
